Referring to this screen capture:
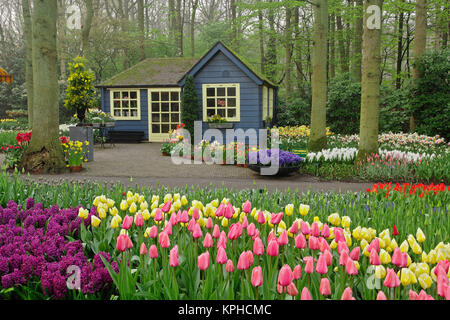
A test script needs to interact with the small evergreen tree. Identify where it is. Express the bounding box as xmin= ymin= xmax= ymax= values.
xmin=64 ymin=57 xmax=97 ymax=124
xmin=182 ymin=75 xmax=199 ymax=139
